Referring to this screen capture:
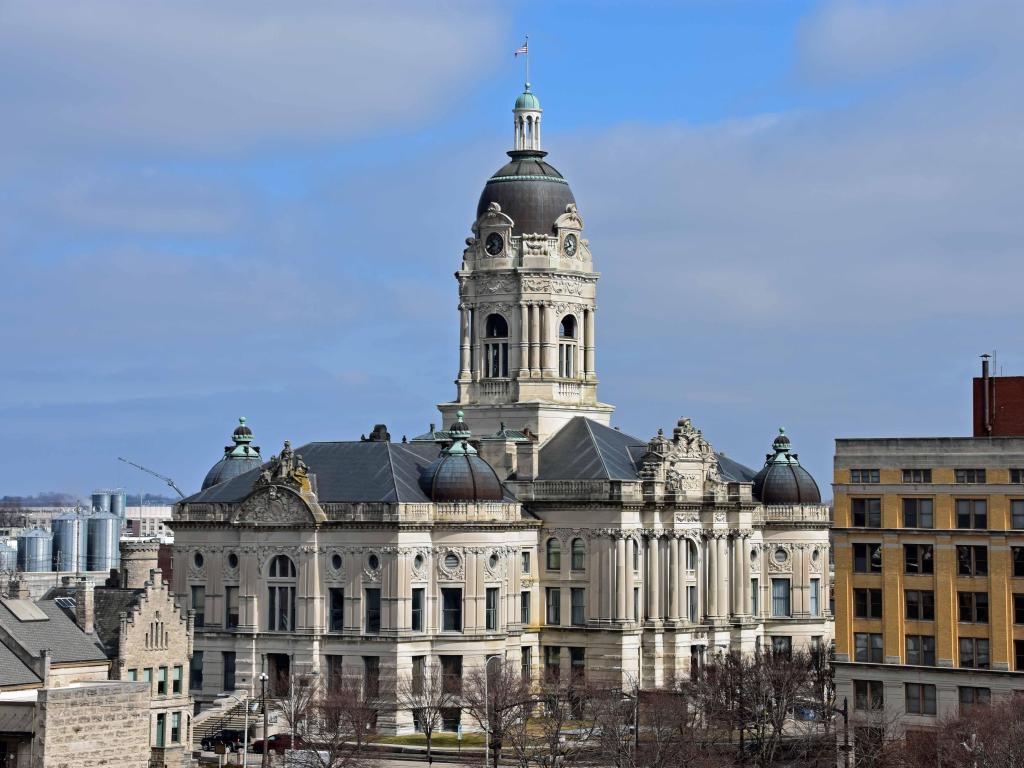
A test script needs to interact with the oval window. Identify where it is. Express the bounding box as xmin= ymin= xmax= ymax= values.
xmin=331 ymin=553 xmax=343 ymax=571
xmin=445 ymin=552 xmax=460 ymax=569
xmin=227 ymin=552 xmax=239 ymax=569
xmin=774 ymin=548 xmax=789 ymax=564
xmin=368 ymin=554 xmax=380 ymax=571
xmin=193 ymin=552 xmax=204 ymax=569
xmin=414 ymin=554 xmax=425 ymax=570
